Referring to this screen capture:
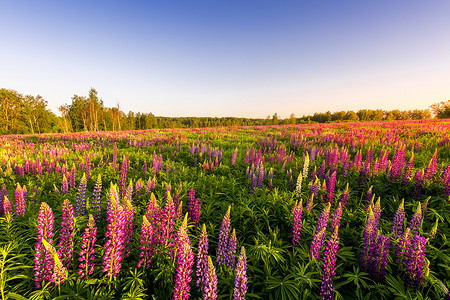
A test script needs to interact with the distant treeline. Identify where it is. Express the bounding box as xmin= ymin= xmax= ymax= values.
xmin=0 ymin=87 xmax=448 ymax=135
